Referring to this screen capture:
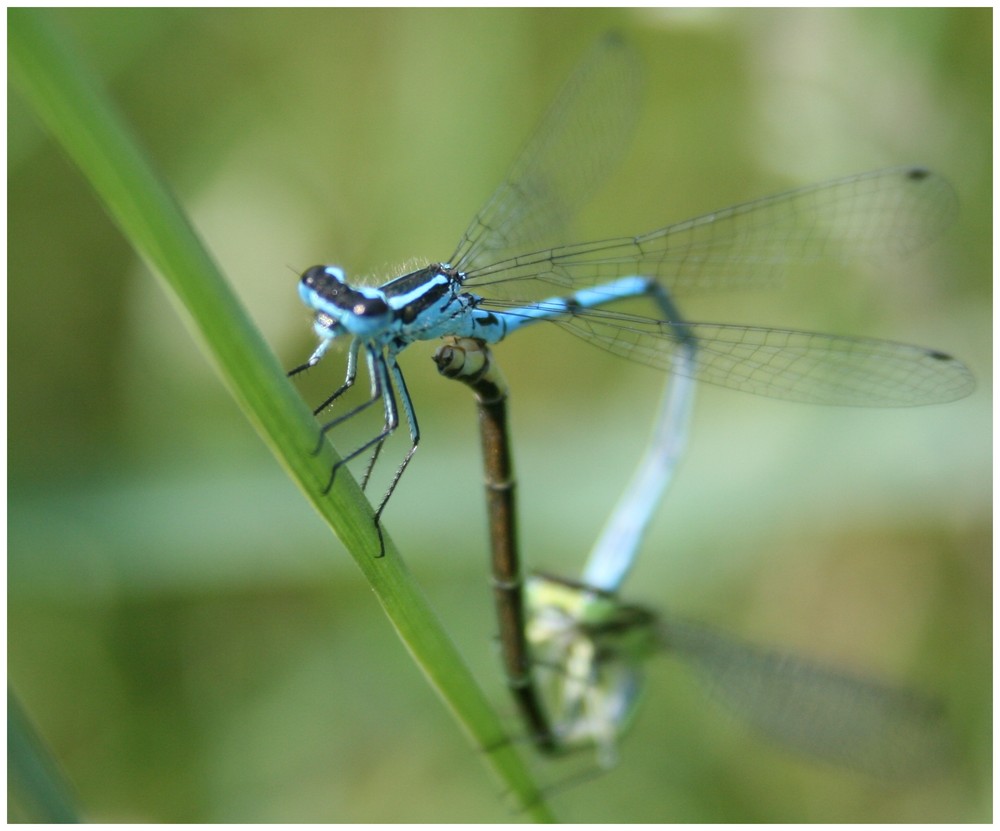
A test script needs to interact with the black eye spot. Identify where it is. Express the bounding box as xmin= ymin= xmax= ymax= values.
xmin=302 ymin=265 xmax=328 ymax=287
